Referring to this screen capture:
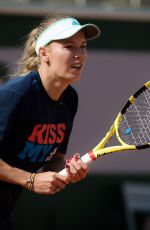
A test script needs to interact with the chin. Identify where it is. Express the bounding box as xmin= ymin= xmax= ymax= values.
xmin=69 ymin=75 xmax=81 ymax=83
xmin=65 ymin=73 xmax=81 ymax=82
